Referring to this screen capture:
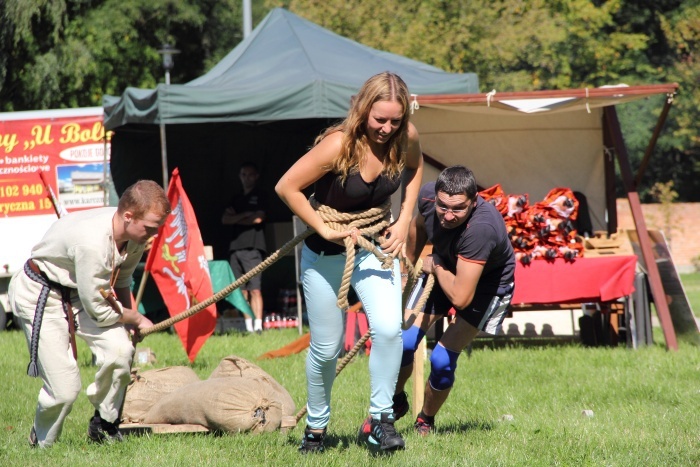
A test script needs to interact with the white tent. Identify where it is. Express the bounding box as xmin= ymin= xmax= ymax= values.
xmin=410 ymin=84 xmax=676 ymax=232
xmin=406 ymin=83 xmax=682 ymax=349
